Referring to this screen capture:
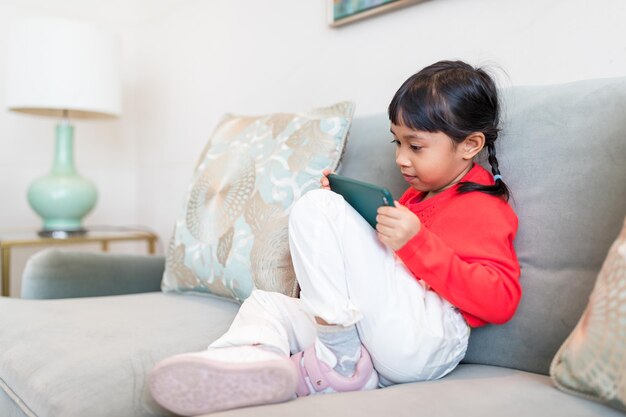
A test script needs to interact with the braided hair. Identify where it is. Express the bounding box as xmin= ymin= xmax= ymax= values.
xmin=388 ymin=60 xmax=510 ymax=201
